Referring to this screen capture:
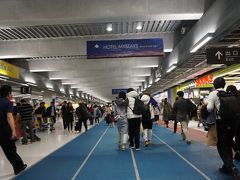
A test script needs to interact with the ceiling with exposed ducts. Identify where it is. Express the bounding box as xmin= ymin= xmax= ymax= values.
xmin=1 ymin=0 xmax=239 ymax=102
